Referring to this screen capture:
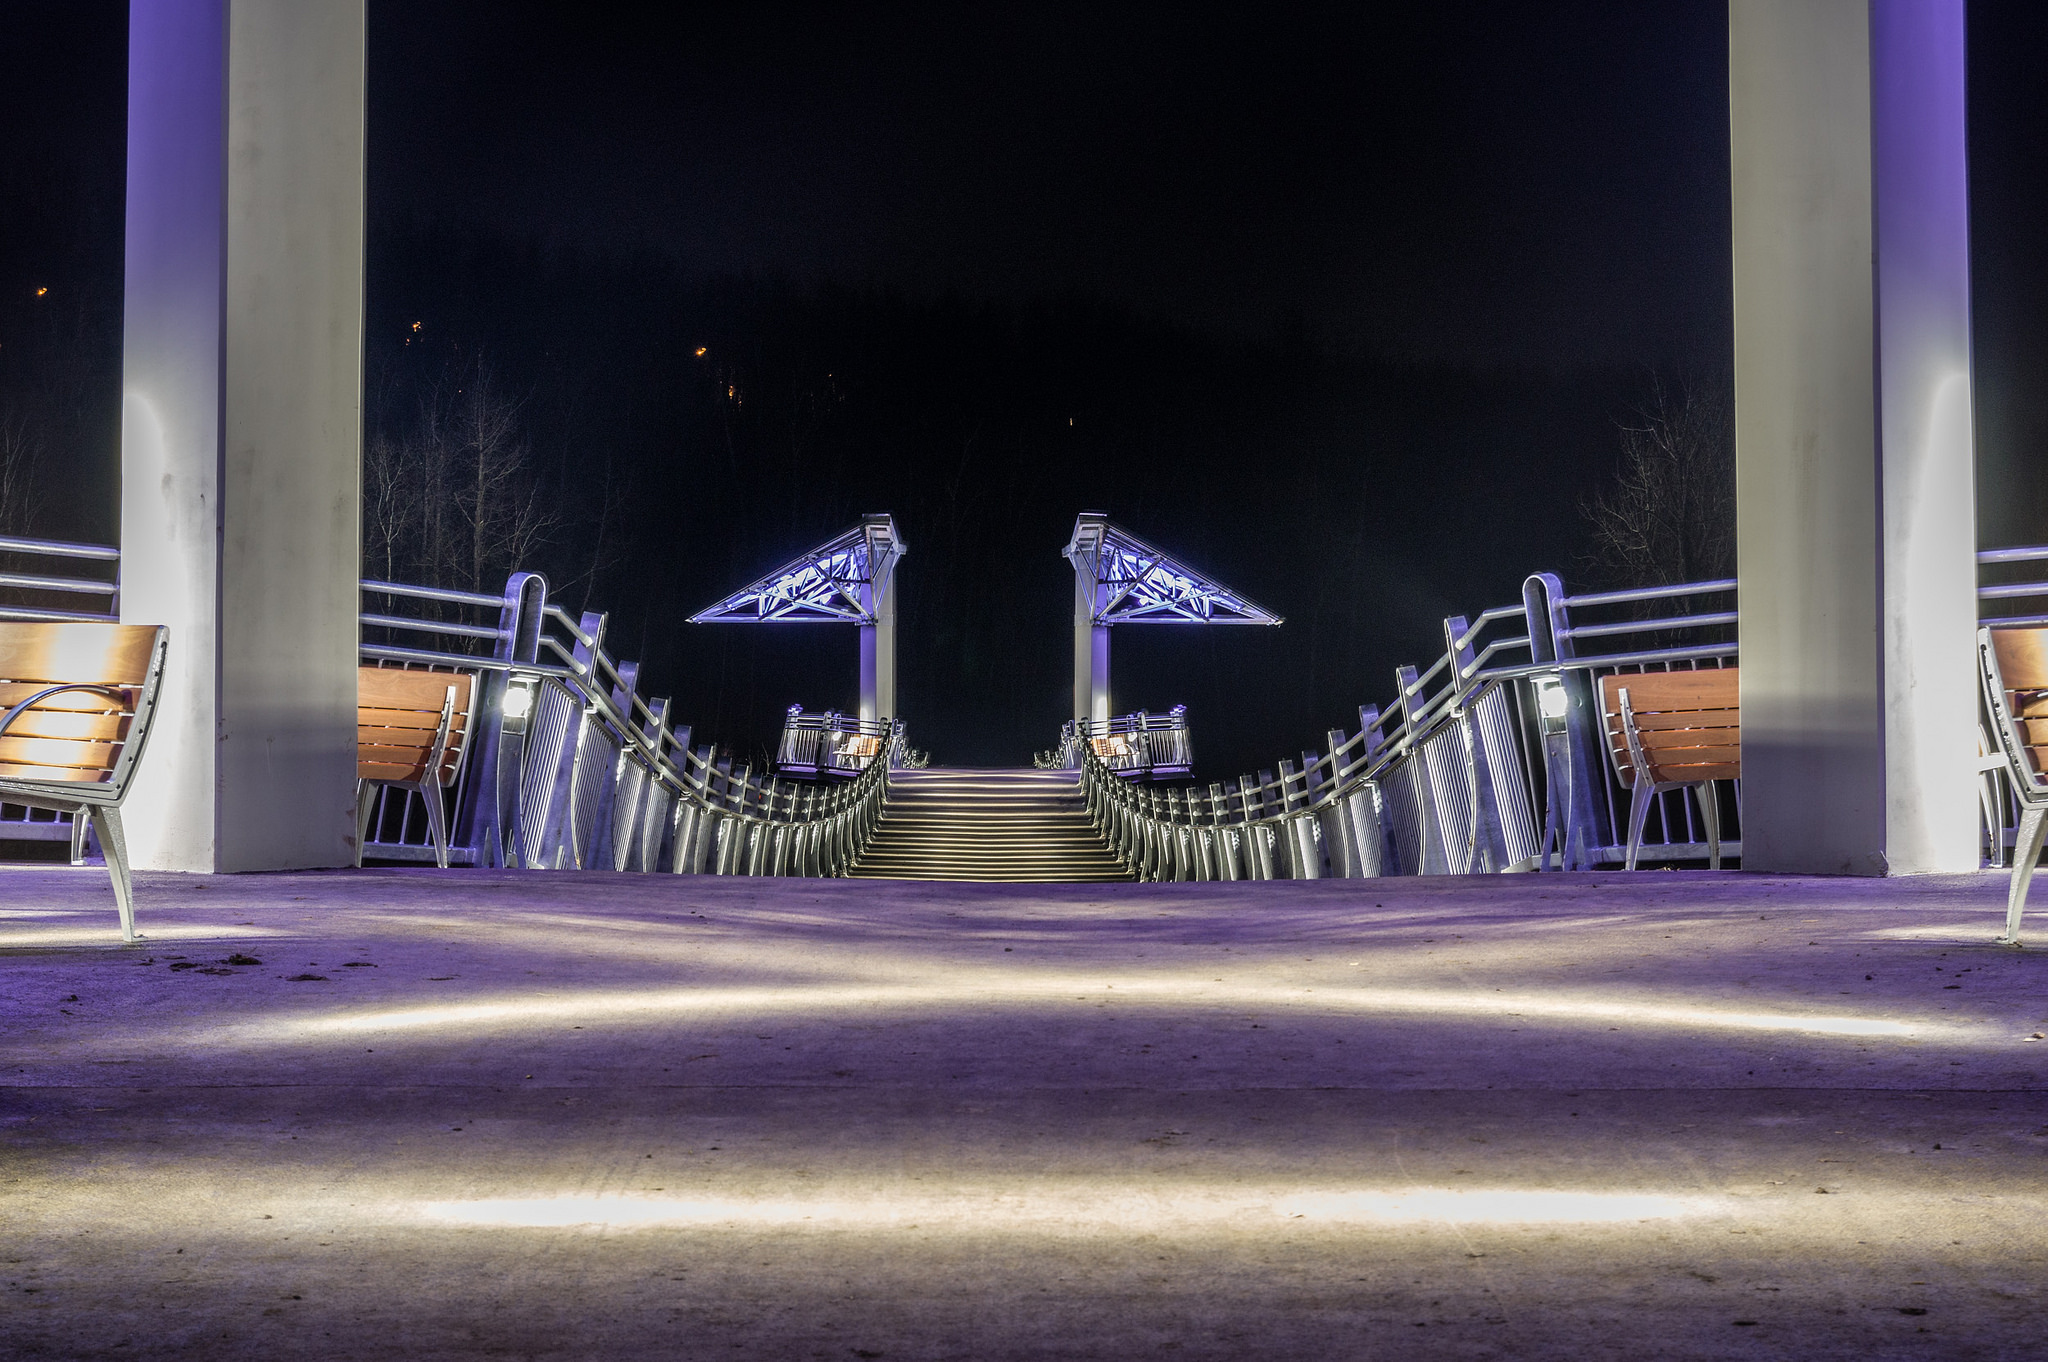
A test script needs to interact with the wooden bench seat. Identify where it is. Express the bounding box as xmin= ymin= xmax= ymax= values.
xmin=0 ymin=621 xmax=169 ymax=940
xmin=1978 ymin=626 xmax=2048 ymax=943
xmin=357 ymin=665 xmax=474 ymax=868
xmin=1599 ymin=666 xmax=1739 ymax=870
